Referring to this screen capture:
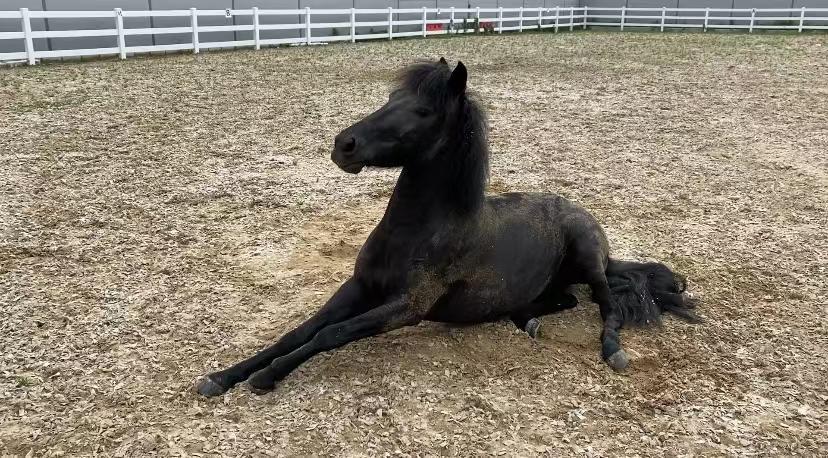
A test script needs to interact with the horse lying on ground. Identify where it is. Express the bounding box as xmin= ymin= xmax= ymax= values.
xmin=196 ymin=58 xmax=700 ymax=397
